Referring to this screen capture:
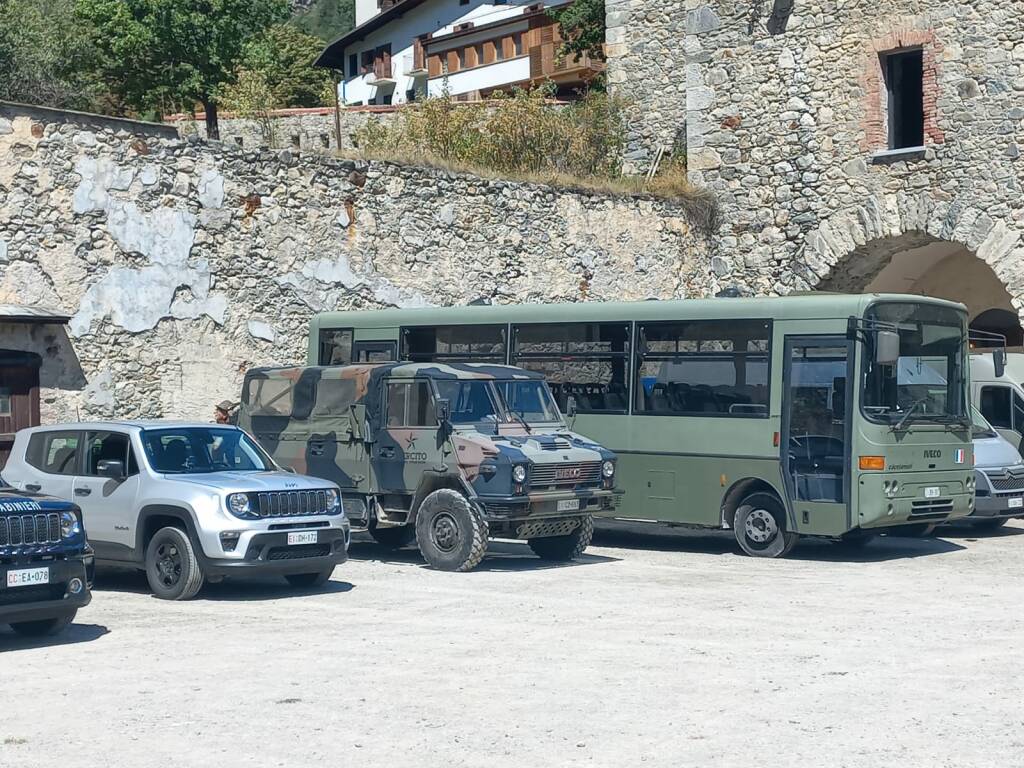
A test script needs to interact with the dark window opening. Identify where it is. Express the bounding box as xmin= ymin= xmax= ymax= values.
xmin=883 ymin=49 xmax=924 ymax=150
xmin=348 ymin=53 xmax=358 ymax=79
xmin=318 ymin=328 xmax=354 ymax=365
xmin=380 ymin=93 xmax=393 ymax=106
xmin=385 ymin=381 xmax=436 ymax=427
xmin=406 ymin=88 xmax=417 ymax=103
xmin=511 ymin=323 xmax=630 ymax=414
xmin=402 ymin=325 xmax=507 ymax=363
